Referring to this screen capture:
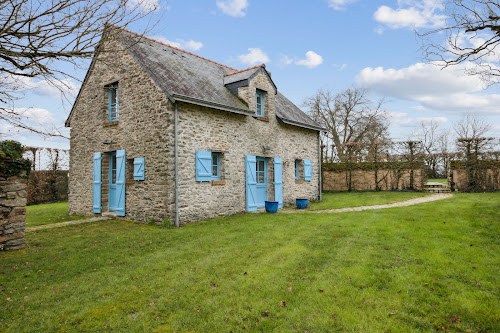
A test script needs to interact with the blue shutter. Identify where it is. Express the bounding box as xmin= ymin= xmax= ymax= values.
xmin=93 ymin=152 xmax=102 ymax=213
xmin=274 ymin=157 xmax=283 ymax=208
xmin=115 ymin=149 xmax=126 ymax=216
xmin=245 ymin=155 xmax=257 ymax=212
xmin=133 ymin=157 xmax=145 ymax=180
xmin=196 ymin=151 xmax=212 ymax=181
xmin=304 ymin=160 xmax=312 ymax=181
